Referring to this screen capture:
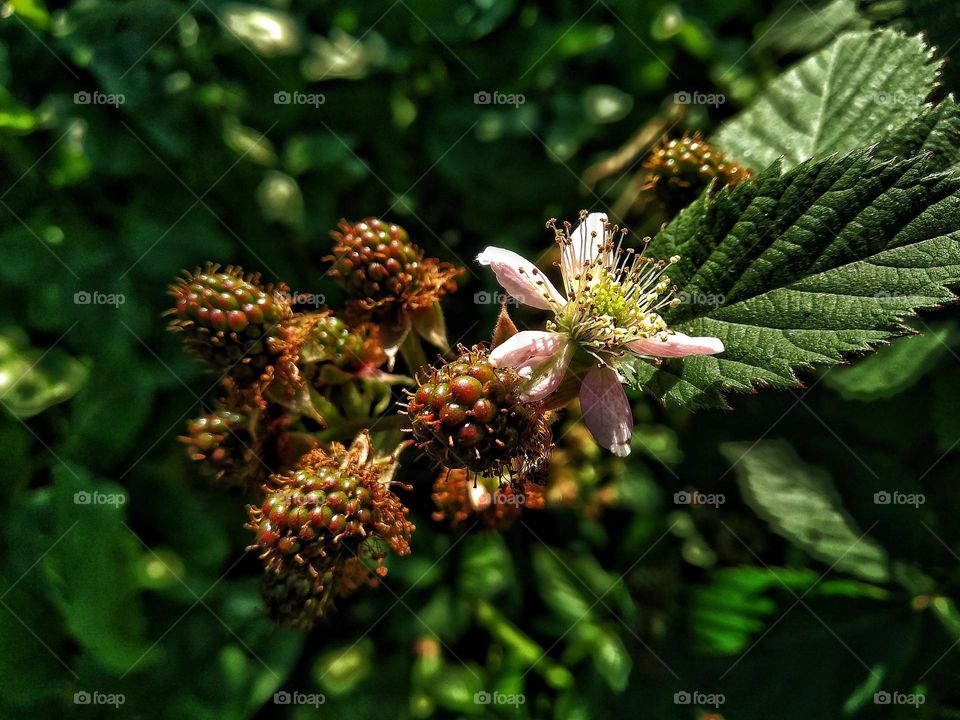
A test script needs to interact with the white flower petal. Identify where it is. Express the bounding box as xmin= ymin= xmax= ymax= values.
xmin=627 ymin=333 xmax=725 ymax=358
xmin=488 ymin=330 xmax=567 ymax=367
xmin=477 ymin=247 xmax=565 ymax=310
xmin=520 ymin=339 xmax=574 ymax=401
xmin=566 ymin=212 xmax=609 ymax=276
xmin=580 ymin=365 xmax=632 ymax=457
